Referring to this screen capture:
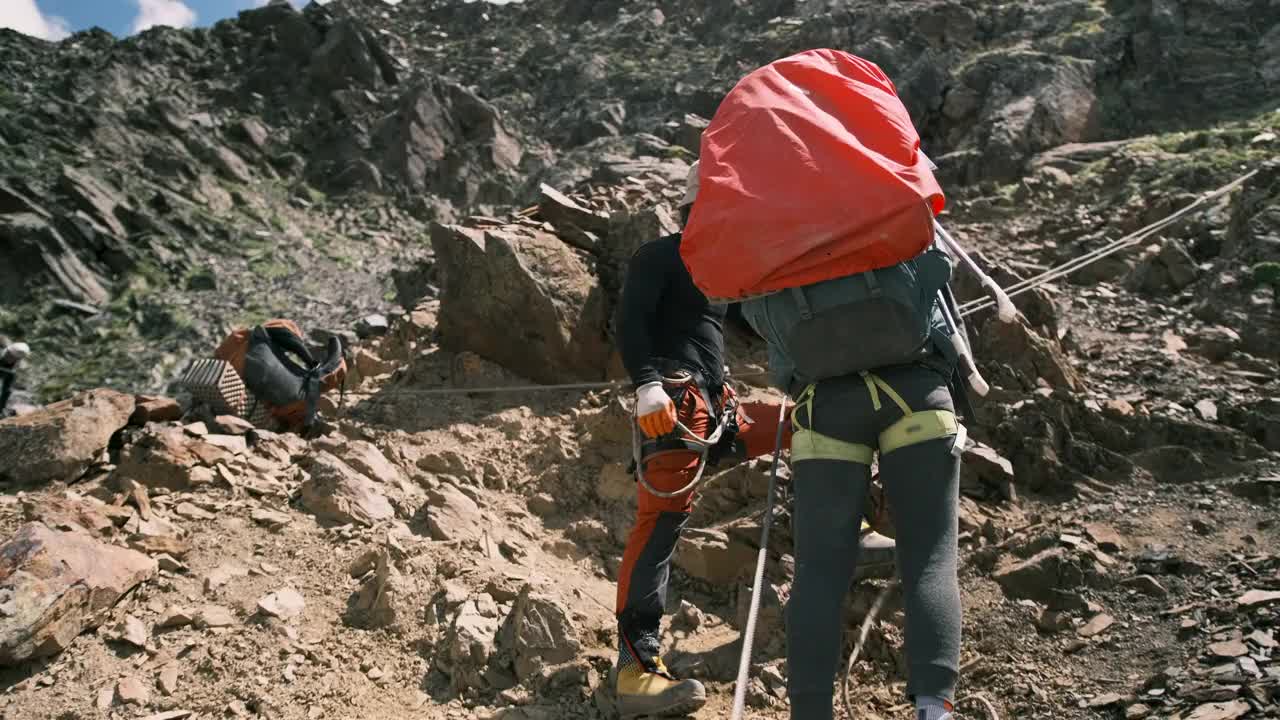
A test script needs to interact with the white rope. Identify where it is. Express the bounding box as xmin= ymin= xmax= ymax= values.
xmin=354 ymin=379 xmax=624 ymax=399
xmin=957 ymin=169 xmax=1258 ymax=319
xmin=332 ymin=370 xmax=768 ymax=401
